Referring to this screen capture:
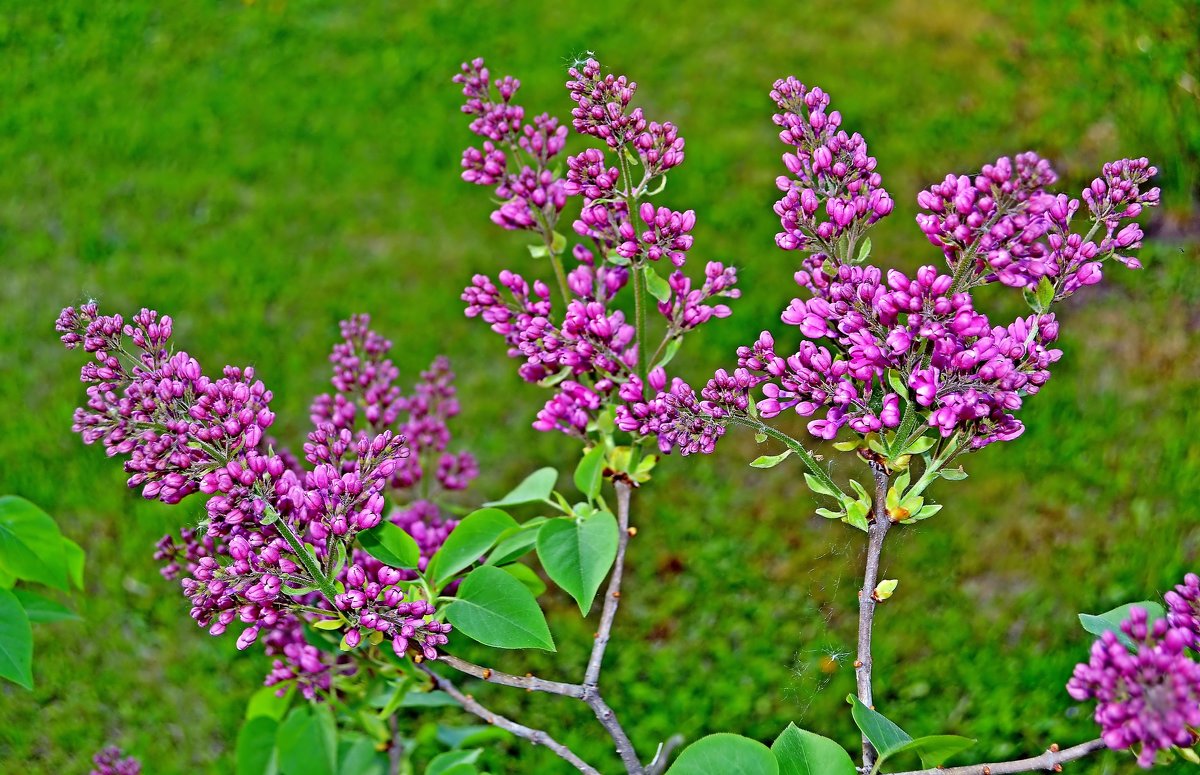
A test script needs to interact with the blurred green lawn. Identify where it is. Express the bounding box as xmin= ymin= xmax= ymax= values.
xmin=2 ymin=1 xmax=1198 ymax=772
